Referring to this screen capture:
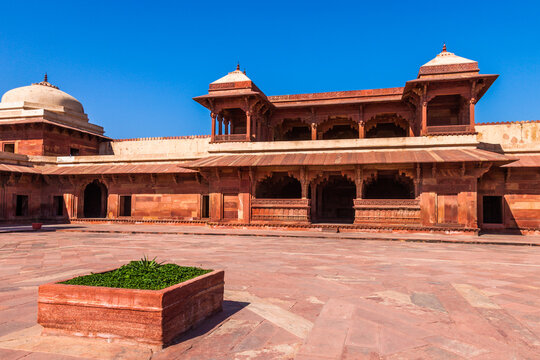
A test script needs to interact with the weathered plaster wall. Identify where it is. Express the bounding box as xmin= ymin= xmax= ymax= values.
xmin=101 ymin=136 xmax=211 ymax=159
xmin=477 ymin=121 xmax=540 ymax=152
